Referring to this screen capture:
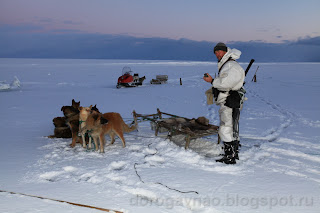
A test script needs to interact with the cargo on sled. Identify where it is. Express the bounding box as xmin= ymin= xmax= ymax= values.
xmin=133 ymin=108 xmax=219 ymax=149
